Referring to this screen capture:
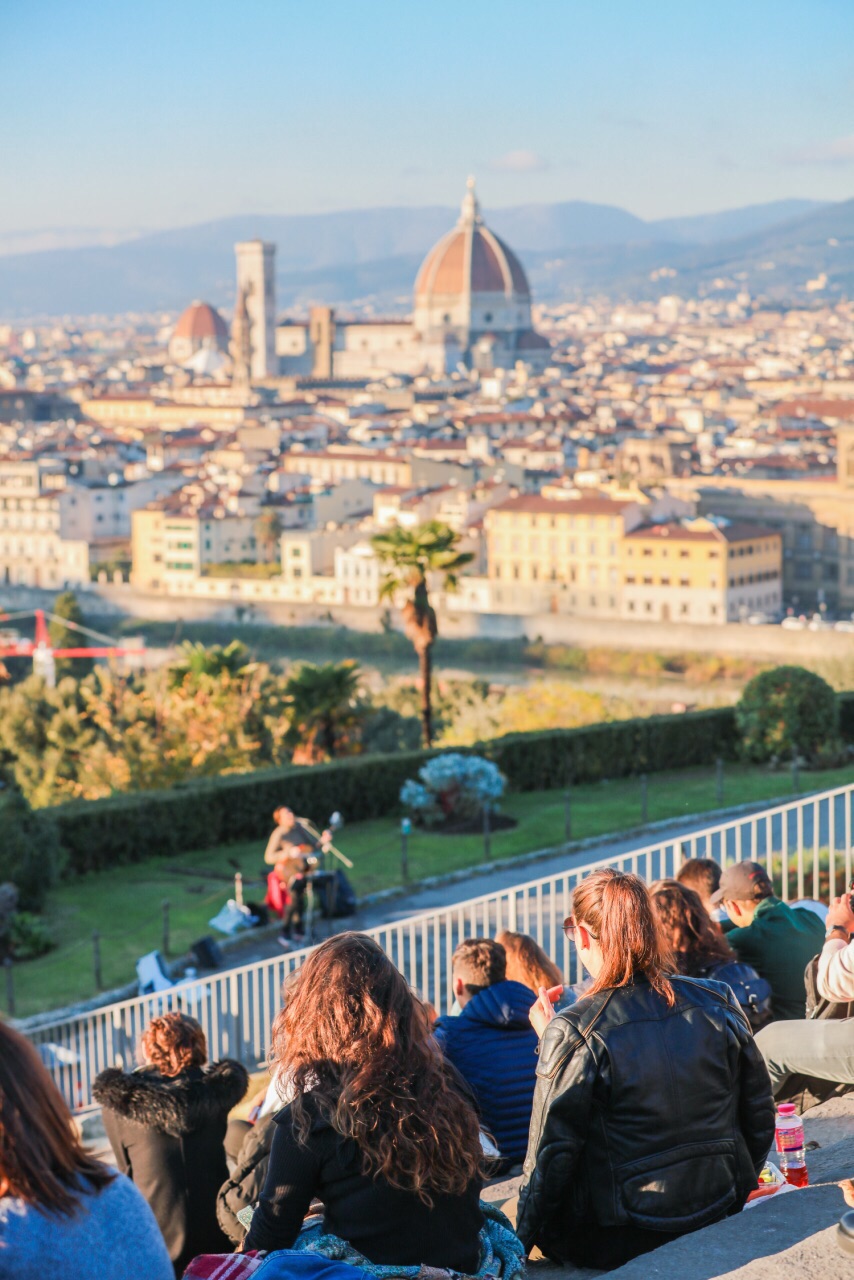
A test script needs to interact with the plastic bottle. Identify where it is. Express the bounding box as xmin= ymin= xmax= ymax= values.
xmin=775 ymin=1103 xmax=809 ymax=1187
